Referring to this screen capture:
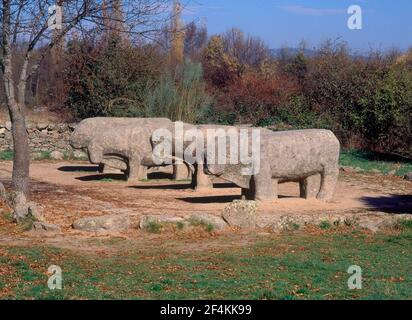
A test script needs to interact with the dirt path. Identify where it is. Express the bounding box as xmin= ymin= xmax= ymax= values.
xmin=0 ymin=160 xmax=411 ymax=252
